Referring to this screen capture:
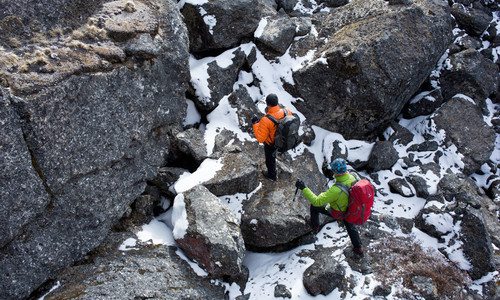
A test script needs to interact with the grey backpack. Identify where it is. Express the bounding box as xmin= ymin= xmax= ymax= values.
xmin=266 ymin=107 xmax=301 ymax=152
